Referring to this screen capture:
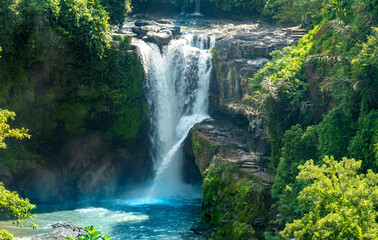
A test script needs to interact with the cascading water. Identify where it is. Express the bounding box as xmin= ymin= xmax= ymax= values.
xmin=135 ymin=34 xmax=214 ymax=198
xmin=0 ymin=33 xmax=214 ymax=240
xmin=194 ymin=0 xmax=201 ymax=15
